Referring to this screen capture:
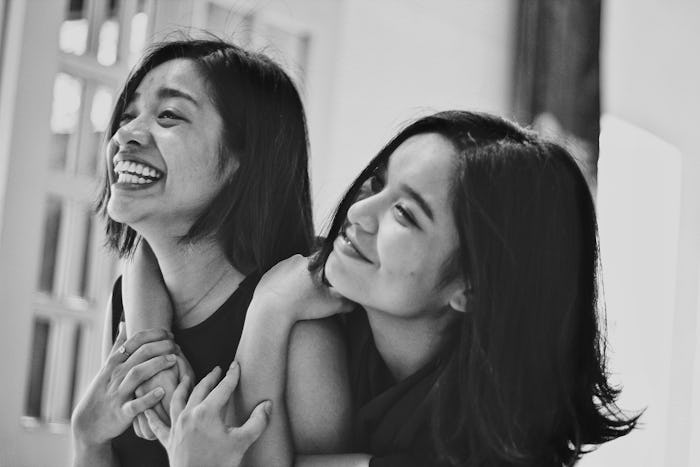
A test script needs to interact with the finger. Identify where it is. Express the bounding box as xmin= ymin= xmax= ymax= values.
xmin=170 ymin=375 xmax=190 ymax=422
xmin=123 ymin=328 xmax=175 ymax=355
xmin=230 ymin=400 xmax=272 ymax=447
xmin=119 ymin=355 xmax=177 ymax=394
xmin=105 ymin=322 xmax=128 ymax=369
xmin=144 ymin=409 xmax=170 ymax=447
xmin=121 ymin=386 xmax=165 ymax=420
xmin=186 ymin=366 xmax=222 ymax=409
xmin=133 ymin=418 xmax=144 ymax=439
xmin=136 ymin=413 xmax=157 ymax=440
xmin=124 ymin=339 xmax=177 ymax=368
xmin=203 ymin=362 xmax=240 ymax=411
